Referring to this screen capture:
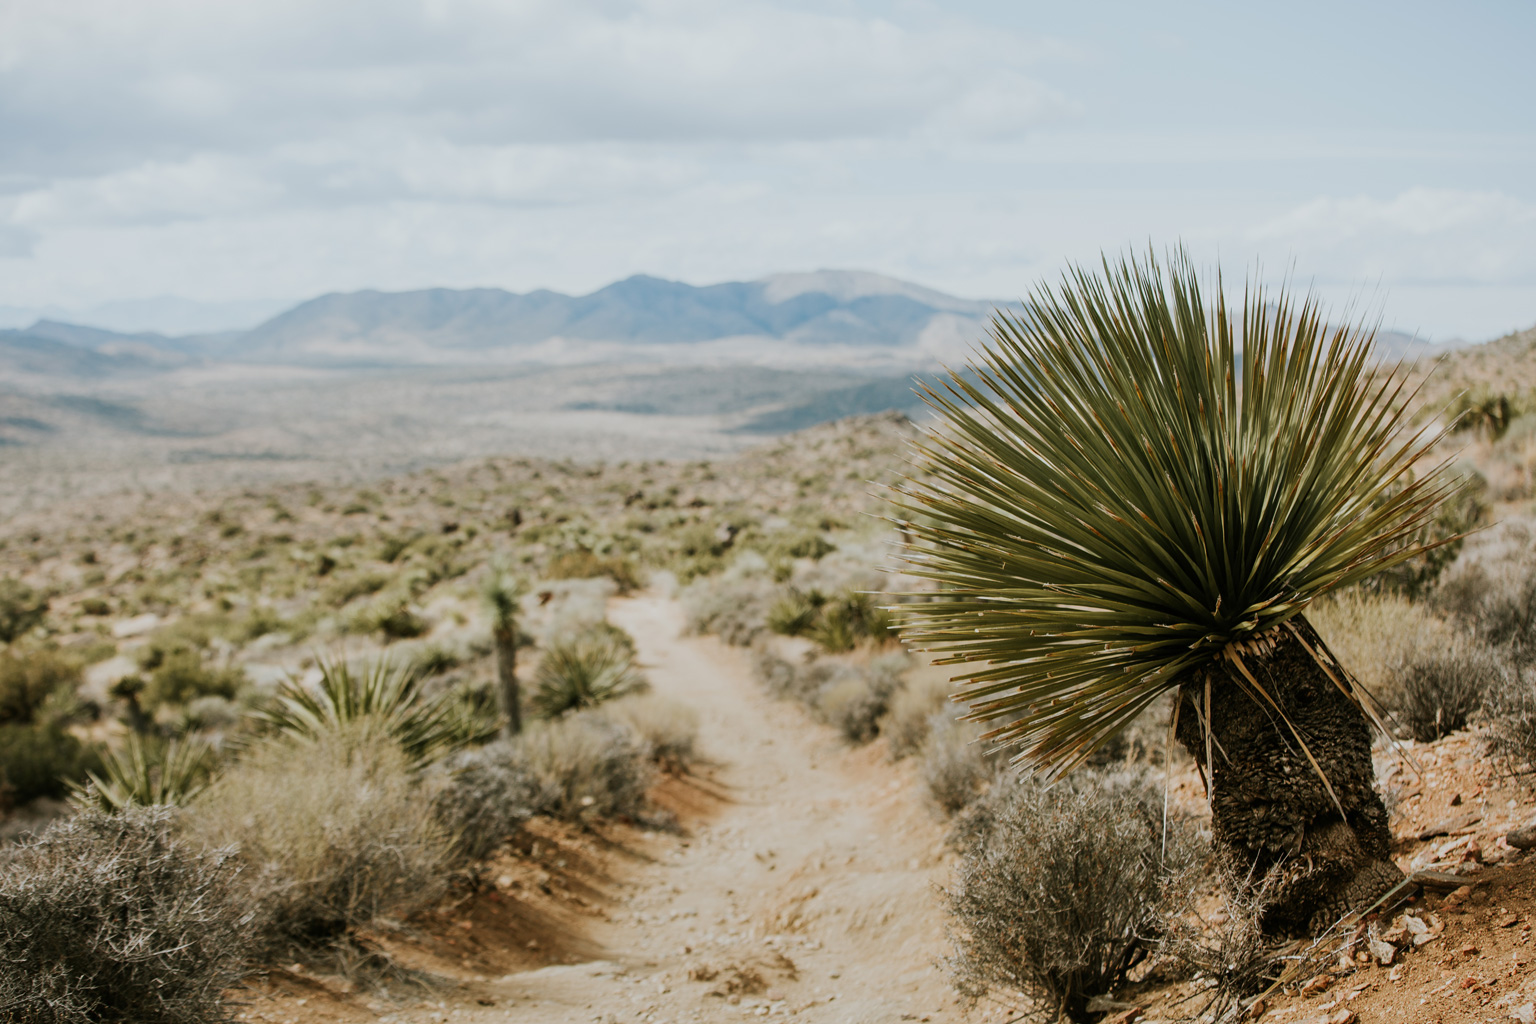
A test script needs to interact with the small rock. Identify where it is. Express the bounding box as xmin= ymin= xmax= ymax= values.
xmin=1500 ymin=912 xmax=1522 ymax=928
xmin=1508 ymin=825 xmax=1536 ymax=850
xmin=1461 ymin=942 xmax=1481 ymax=956
xmin=1512 ymin=1003 xmax=1536 ymax=1024
xmin=1368 ymin=928 xmax=1397 ymax=966
xmin=1300 ymin=972 xmax=1335 ymax=997
xmin=1247 ymin=998 xmax=1266 ymax=1018
xmin=1442 ymin=885 xmax=1474 ymax=910
xmin=1321 ymin=1011 xmax=1356 ymax=1024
